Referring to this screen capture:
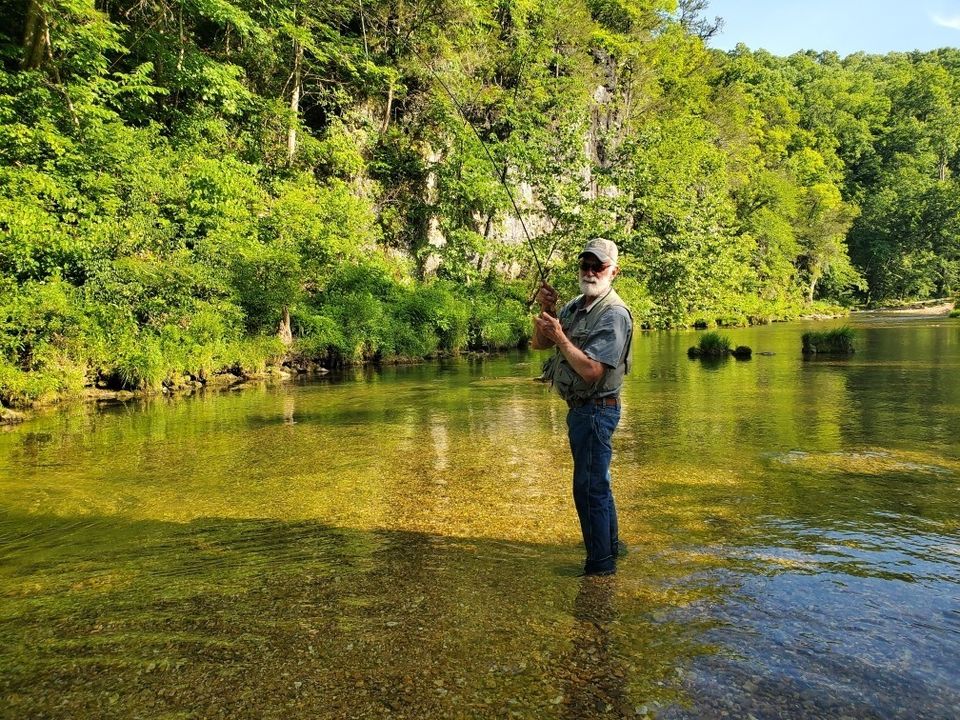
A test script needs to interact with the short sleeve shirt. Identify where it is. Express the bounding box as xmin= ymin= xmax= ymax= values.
xmin=560 ymin=298 xmax=632 ymax=369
